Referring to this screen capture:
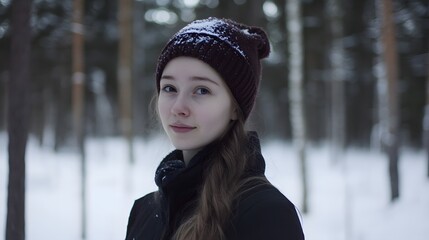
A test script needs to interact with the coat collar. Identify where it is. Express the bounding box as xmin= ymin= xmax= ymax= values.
xmin=154 ymin=131 xmax=266 ymax=238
